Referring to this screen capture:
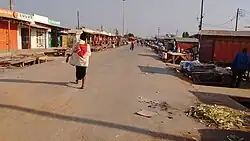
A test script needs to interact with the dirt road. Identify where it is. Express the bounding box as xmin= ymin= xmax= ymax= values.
xmin=0 ymin=46 xmax=248 ymax=141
